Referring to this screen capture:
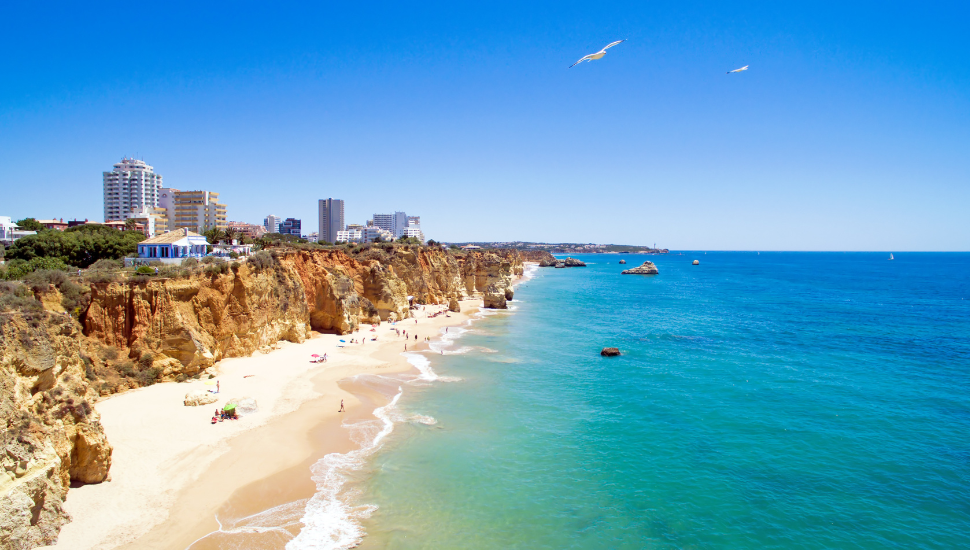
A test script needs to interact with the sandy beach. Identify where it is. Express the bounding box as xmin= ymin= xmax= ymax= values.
xmin=47 ymin=299 xmax=482 ymax=550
